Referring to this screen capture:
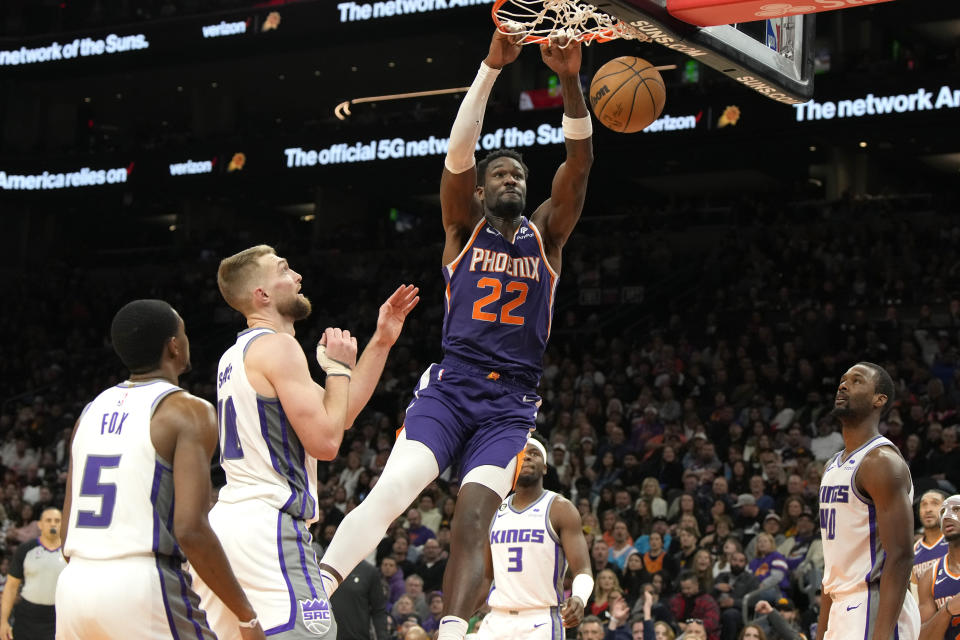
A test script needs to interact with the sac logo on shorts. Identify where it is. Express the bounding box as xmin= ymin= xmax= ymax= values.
xmin=300 ymin=597 xmax=332 ymax=635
